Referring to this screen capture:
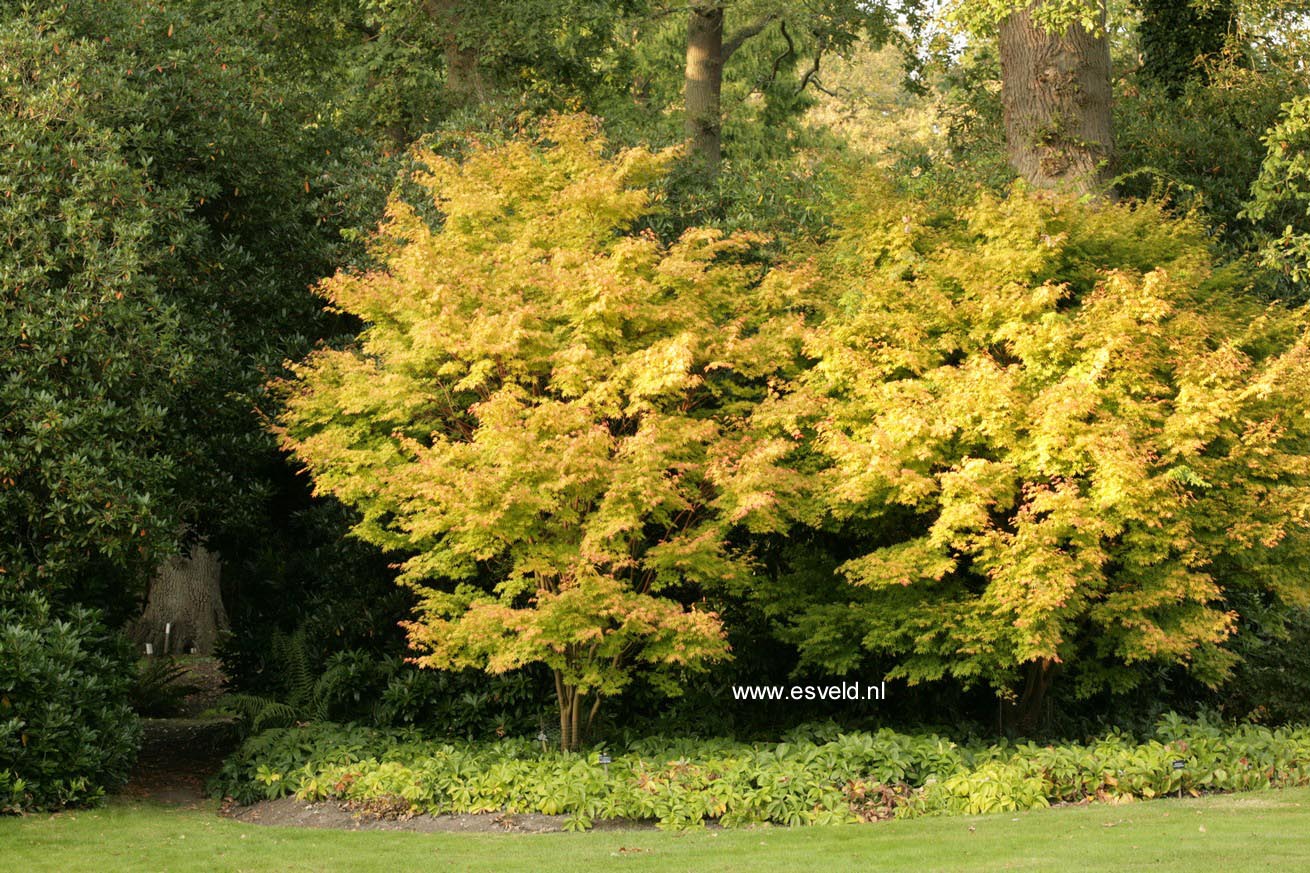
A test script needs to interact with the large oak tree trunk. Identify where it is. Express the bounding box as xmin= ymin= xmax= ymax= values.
xmin=685 ymin=1 xmax=726 ymax=172
xmin=998 ymin=2 xmax=1114 ymax=195
xmin=130 ymin=542 xmax=228 ymax=655
xmin=425 ymin=0 xmax=485 ymax=107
